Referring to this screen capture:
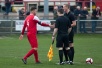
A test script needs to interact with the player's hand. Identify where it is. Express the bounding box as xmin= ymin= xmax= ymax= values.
xmin=19 ymin=34 xmax=24 ymax=40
